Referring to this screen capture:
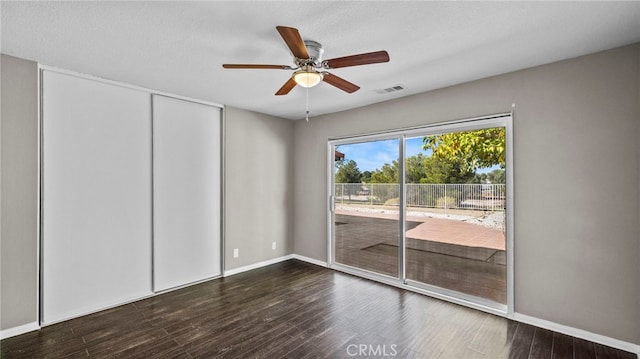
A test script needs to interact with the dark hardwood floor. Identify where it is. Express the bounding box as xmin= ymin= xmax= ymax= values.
xmin=1 ymin=260 xmax=635 ymax=358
